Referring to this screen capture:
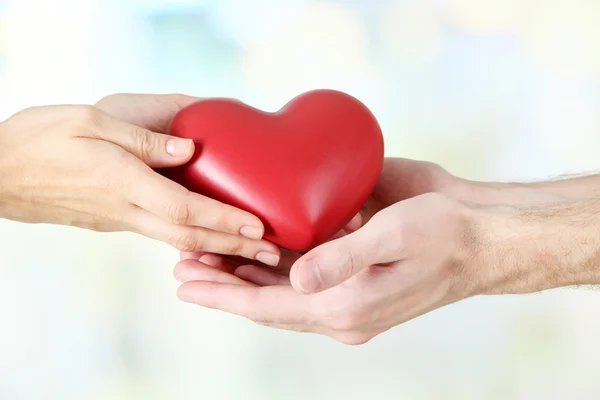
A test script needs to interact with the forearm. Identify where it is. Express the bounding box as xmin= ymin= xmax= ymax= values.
xmin=469 ymin=197 xmax=600 ymax=296
xmin=519 ymin=172 xmax=600 ymax=199
xmin=456 ymin=173 xmax=600 ymax=206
